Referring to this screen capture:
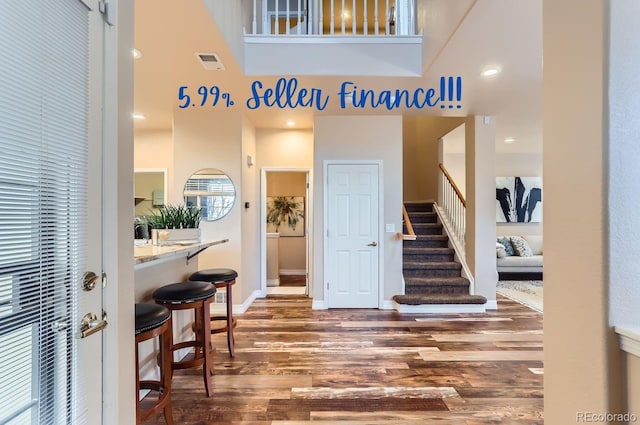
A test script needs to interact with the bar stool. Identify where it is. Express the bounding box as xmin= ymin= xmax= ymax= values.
xmin=152 ymin=281 xmax=217 ymax=397
xmin=189 ymin=268 xmax=238 ymax=357
xmin=135 ymin=303 xmax=173 ymax=425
